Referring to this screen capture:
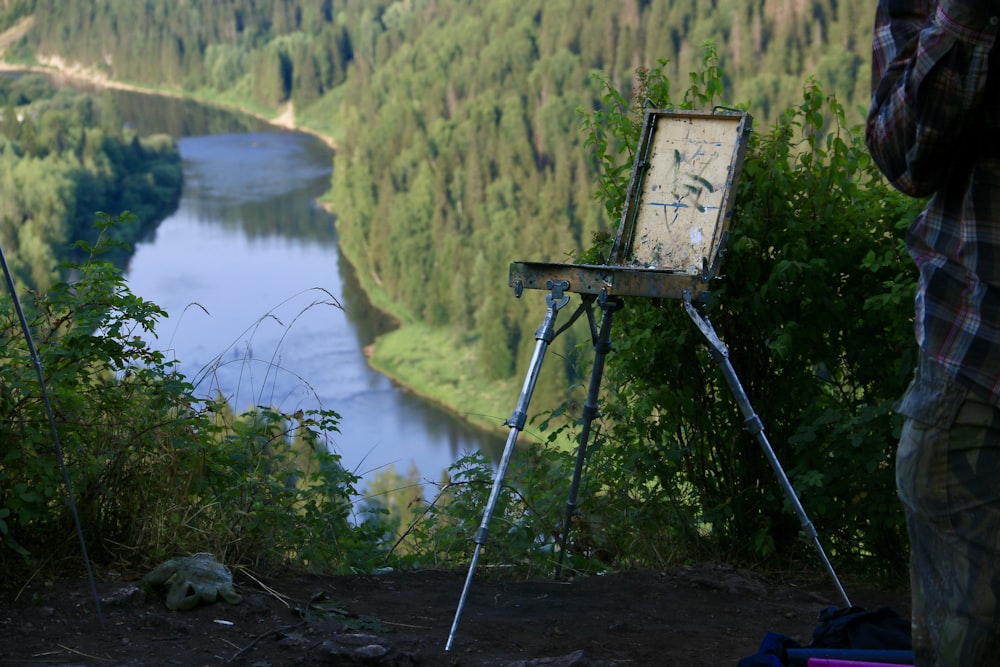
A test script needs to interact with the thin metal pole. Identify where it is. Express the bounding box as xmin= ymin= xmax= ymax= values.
xmin=446 ymin=280 xmax=570 ymax=651
xmin=683 ymin=293 xmax=851 ymax=609
xmin=554 ymin=290 xmax=622 ymax=579
xmin=0 ymin=247 xmax=105 ymax=629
